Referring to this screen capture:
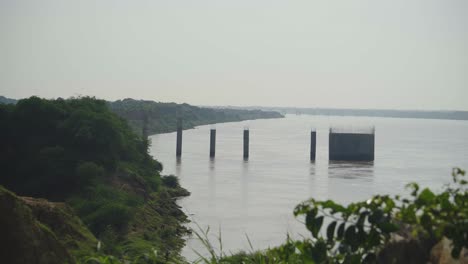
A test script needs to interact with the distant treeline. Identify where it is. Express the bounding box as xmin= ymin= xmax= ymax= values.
xmin=0 ymin=96 xmax=284 ymax=136
xmin=108 ymin=99 xmax=284 ymax=136
xmin=217 ymin=106 xmax=468 ymax=121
